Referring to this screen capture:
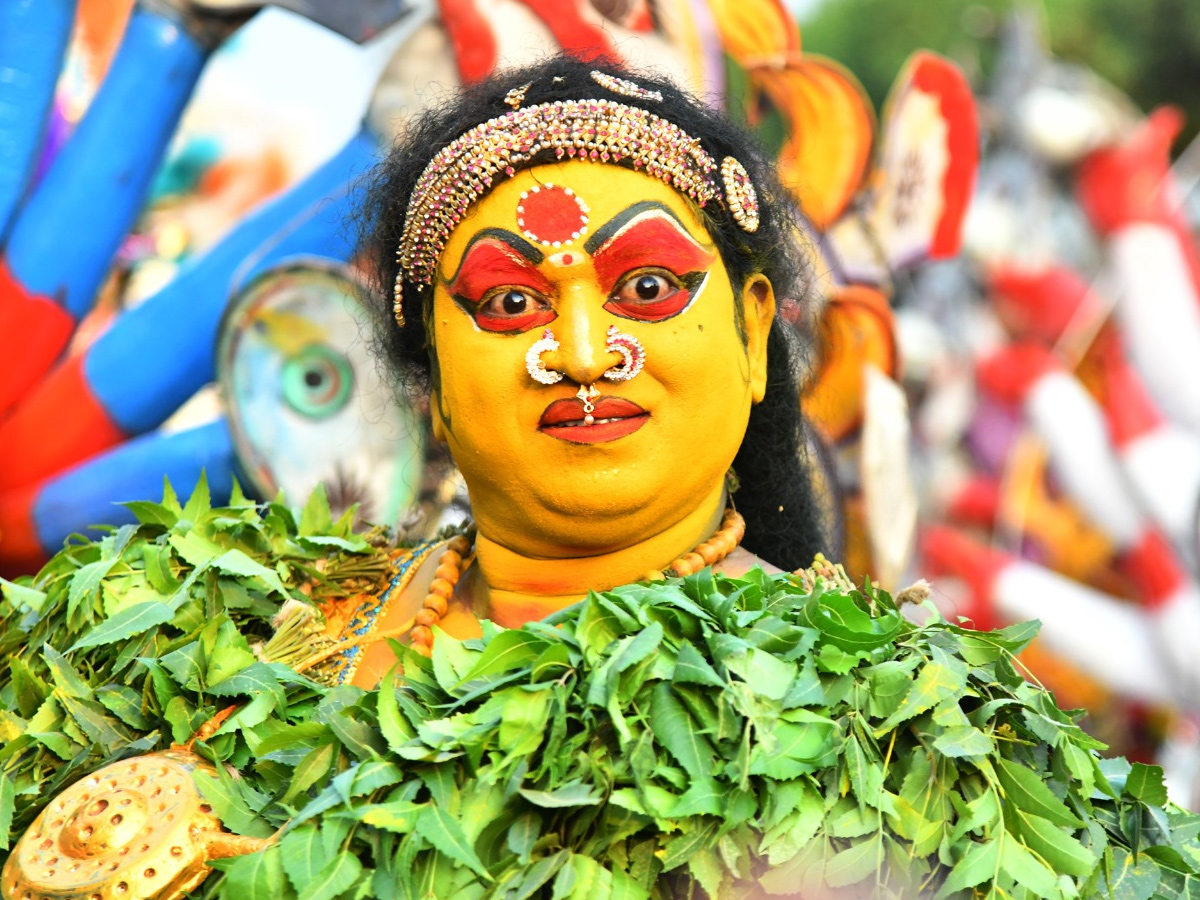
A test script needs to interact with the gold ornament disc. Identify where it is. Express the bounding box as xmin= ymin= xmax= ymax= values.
xmin=2 ymin=751 xmax=226 ymax=900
